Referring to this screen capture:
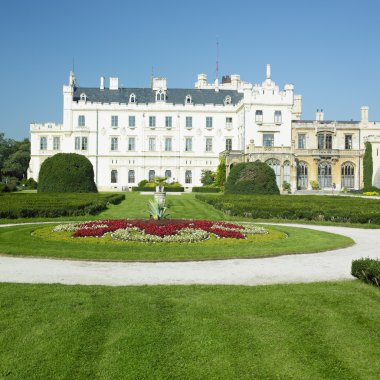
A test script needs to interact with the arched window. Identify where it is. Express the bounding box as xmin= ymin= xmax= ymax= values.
xmin=266 ymin=159 xmax=281 ymax=187
xmin=283 ymin=161 xmax=291 ymax=184
xmin=129 ymin=93 xmax=136 ymax=103
xmin=185 ymin=170 xmax=192 ymax=184
xmin=148 ymin=170 xmax=155 ymax=181
xmin=185 ymin=95 xmax=192 ymax=104
xmin=297 ymin=162 xmax=308 ymax=190
xmin=165 ymin=169 xmax=172 ymax=179
xmin=341 ymin=162 xmax=355 ymax=189
xmin=156 ymin=91 xmax=165 ymax=102
xmin=318 ymin=162 xmax=332 ymax=188
xmin=128 ymin=170 xmax=135 ymax=183
xmin=80 ymin=93 xmax=87 ymax=102
xmin=224 ymin=95 xmax=231 ymax=105
xmin=111 ymin=170 xmax=118 ymax=184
